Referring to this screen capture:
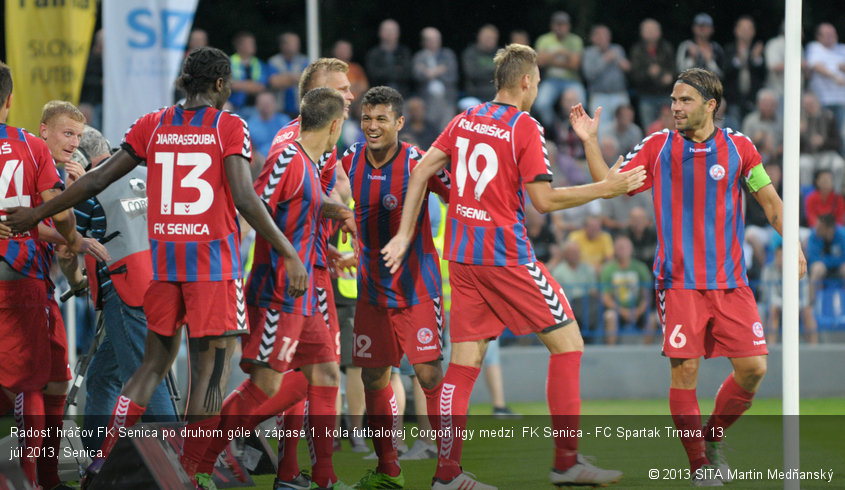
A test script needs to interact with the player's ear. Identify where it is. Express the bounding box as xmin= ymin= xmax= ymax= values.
xmin=3 ymin=93 xmax=11 ymax=111
xmin=214 ymin=77 xmax=225 ymax=92
xmin=39 ymin=121 xmax=49 ymax=139
xmin=395 ymin=115 xmax=405 ymax=132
